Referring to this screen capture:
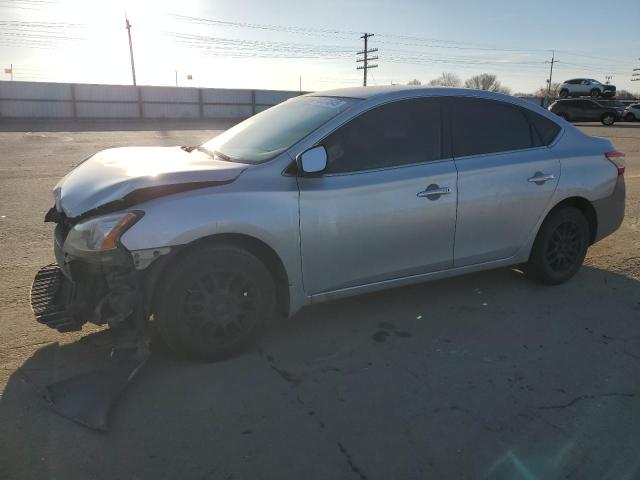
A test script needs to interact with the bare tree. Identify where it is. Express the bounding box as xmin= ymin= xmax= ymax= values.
xmin=464 ymin=73 xmax=511 ymax=94
xmin=407 ymin=78 xmax=422 ymax=86
xmin=615 ymin=90 xmax=638 ymax=100
xmin=533 ymin=82 xmax=561 ymax=97
xmin=427 ymin=72 xmax=461 ymax=87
